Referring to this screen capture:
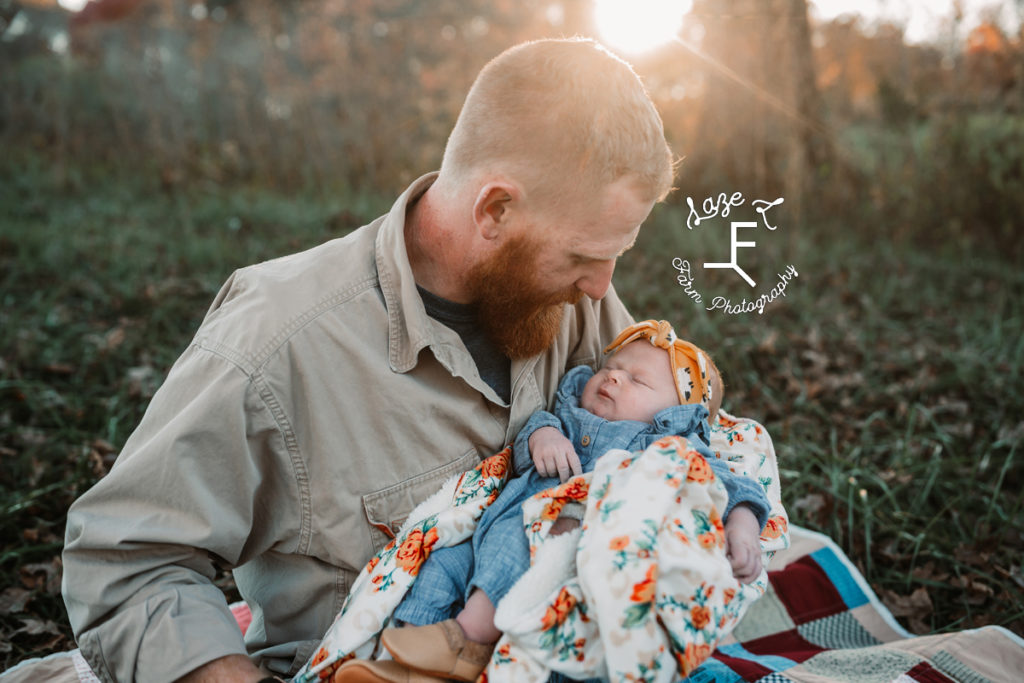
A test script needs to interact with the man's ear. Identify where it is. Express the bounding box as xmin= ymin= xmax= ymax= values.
xmin=472 ymin=181 xmax=520 ymax=241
